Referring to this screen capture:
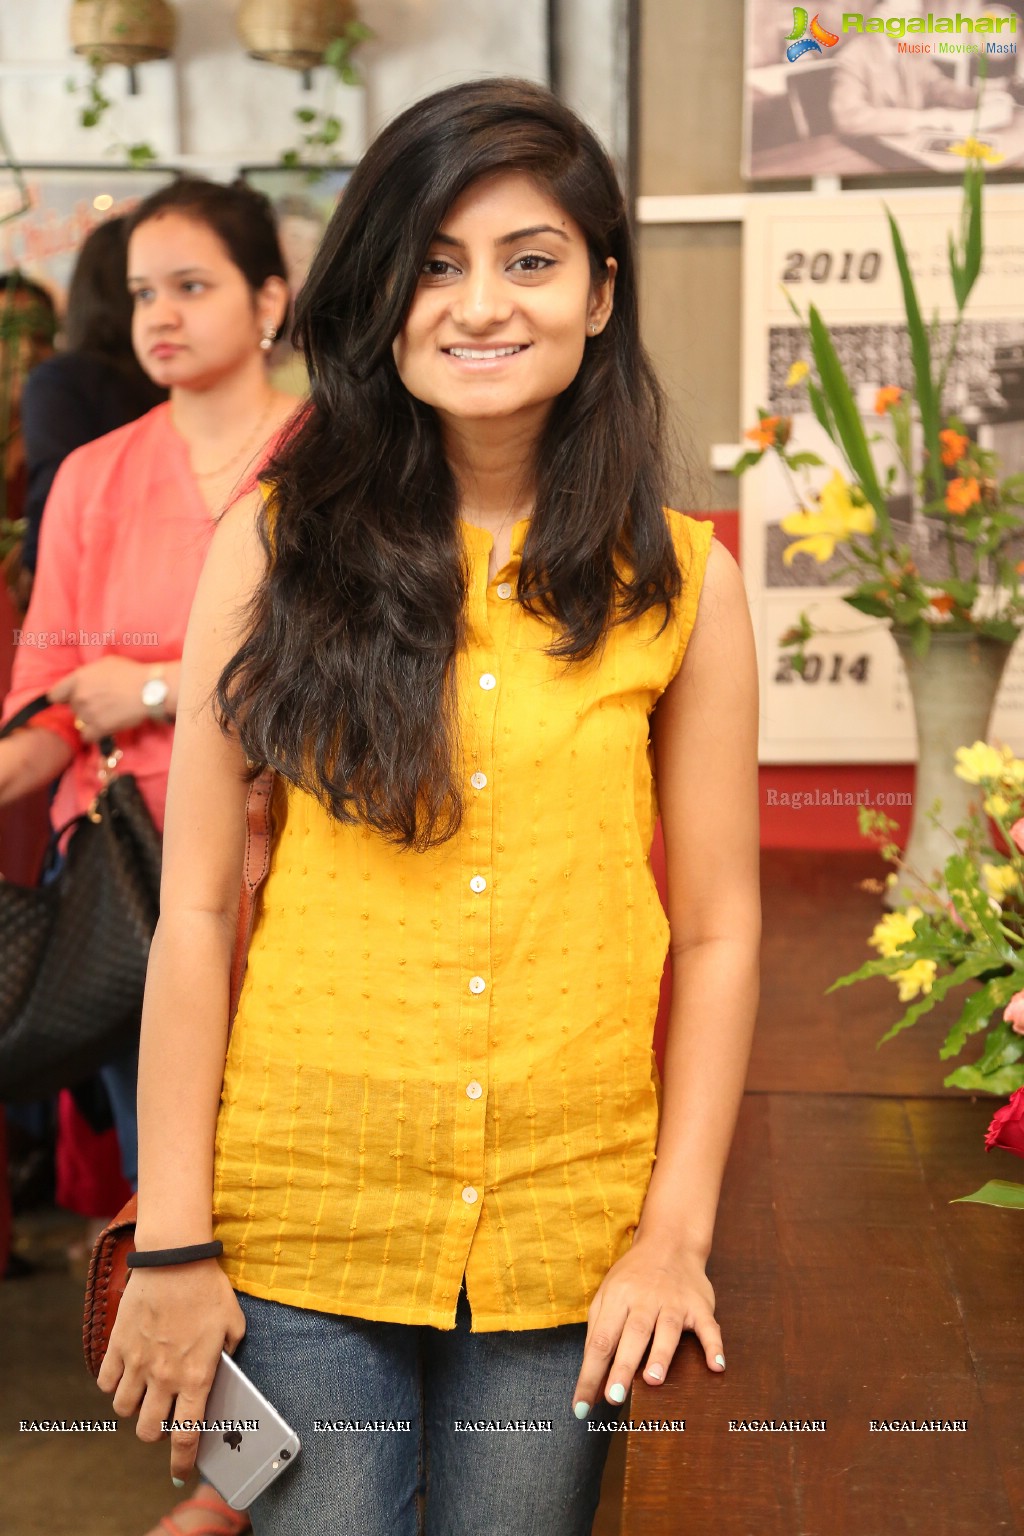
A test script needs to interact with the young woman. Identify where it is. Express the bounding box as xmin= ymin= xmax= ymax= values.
xmin=0 ymin=176 xmax=295 ymax=1536
xmin=97 ymin=81 xmax=761 ymax=1536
